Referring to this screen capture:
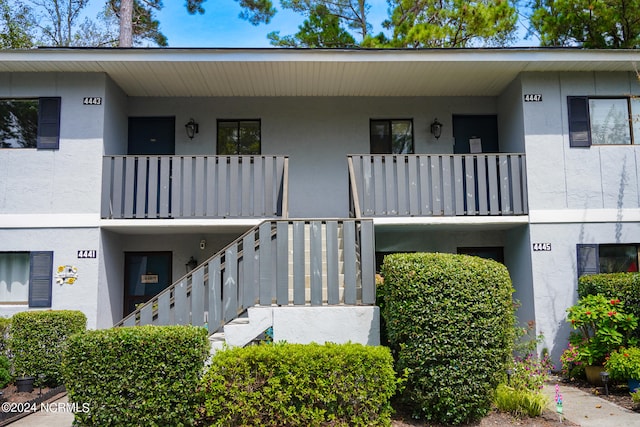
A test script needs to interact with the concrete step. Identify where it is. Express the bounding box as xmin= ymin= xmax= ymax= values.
xmin=209 ymin=307 xmax=274 ymax=356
